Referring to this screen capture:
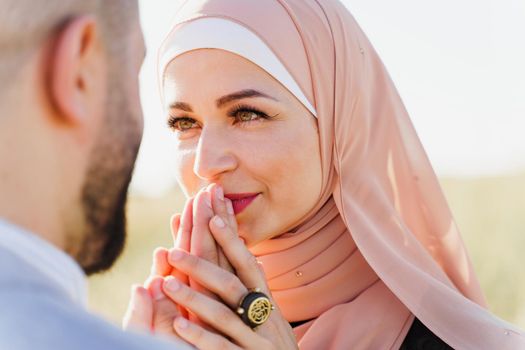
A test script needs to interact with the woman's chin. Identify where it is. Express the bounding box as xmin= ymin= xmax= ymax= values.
xmin=236 ymin=222 xmax=262 ymax=248
xmin=238 ymin=225 xmax=280 ymax=249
